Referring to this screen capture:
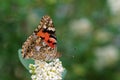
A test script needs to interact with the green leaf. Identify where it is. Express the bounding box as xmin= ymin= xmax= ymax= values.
xmin=18 ymin=49 xmax=34 ymax=70
xmin=62 ymin=69 xmax=67 ymax=80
